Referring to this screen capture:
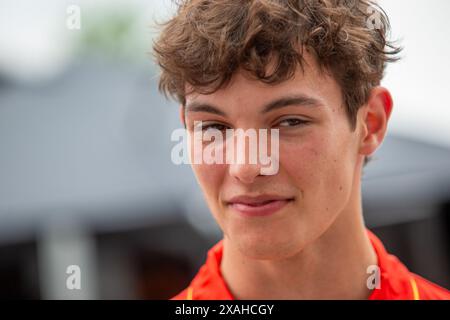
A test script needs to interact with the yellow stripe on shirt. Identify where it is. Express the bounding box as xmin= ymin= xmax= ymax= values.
xmin=410 ymin=278 xmax=420 ymax=300
xmin=186 ymin=287 xmax=193 ymax=300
